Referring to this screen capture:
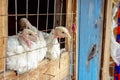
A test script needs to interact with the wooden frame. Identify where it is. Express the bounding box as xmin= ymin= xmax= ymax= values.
xmin=0 ymin=0 xmax=8 ymax=73
xmin=66 ymin=0 xmax=78 ymax=79
xmin=101 ymin=0 xmax=112 ymax=80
